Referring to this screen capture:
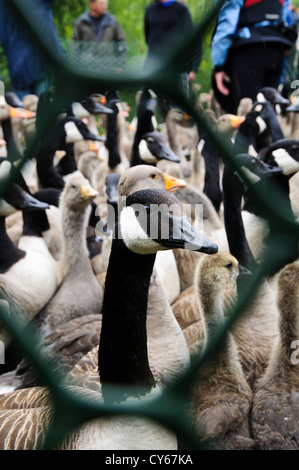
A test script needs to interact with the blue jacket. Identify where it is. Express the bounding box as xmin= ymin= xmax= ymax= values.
xmin=0 ymin=0 xmax=62 ymax=89
xmin=211 ymin=0 xmax=296 ymax=69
